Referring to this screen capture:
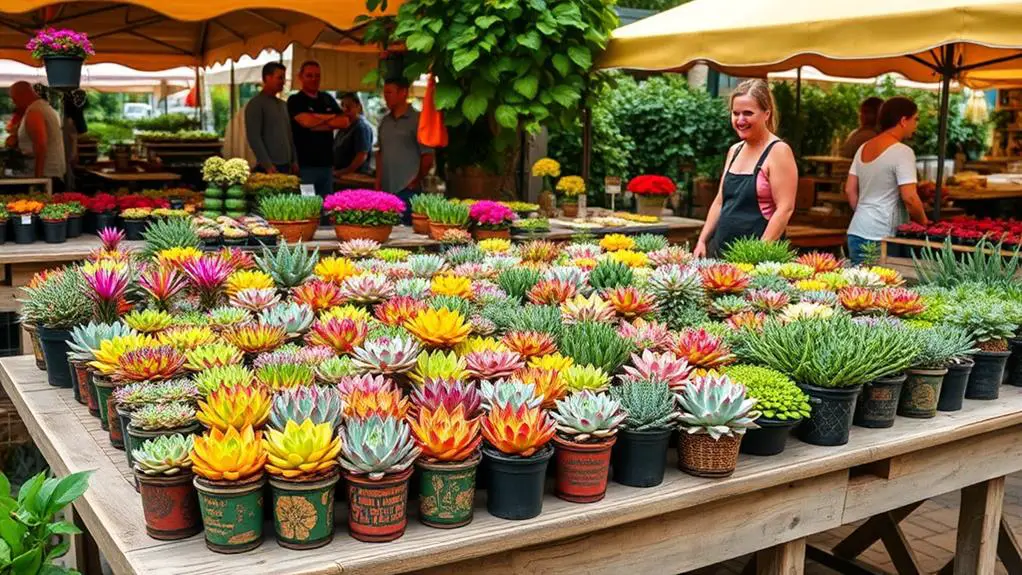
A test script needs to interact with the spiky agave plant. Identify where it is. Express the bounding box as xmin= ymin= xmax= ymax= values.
xmin=256 ymin=241 xmax=319 ymax=289
xmin=141 ymin=217 xmax=200 ymax=260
